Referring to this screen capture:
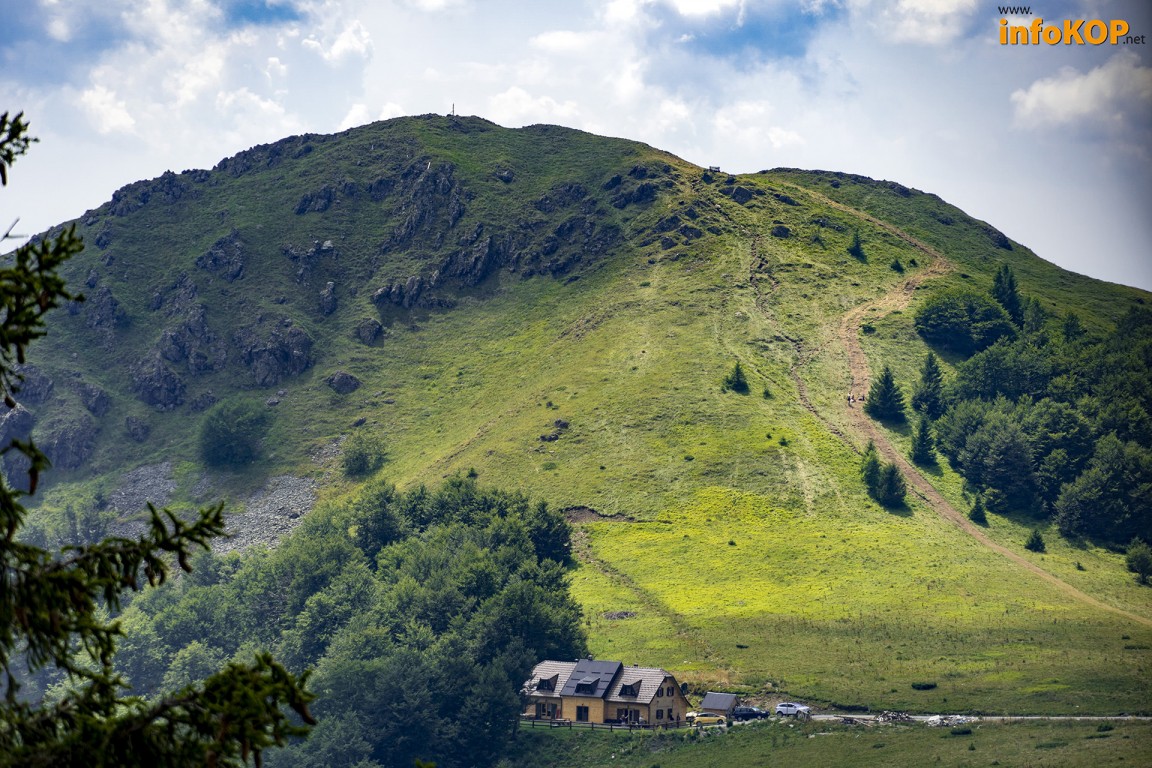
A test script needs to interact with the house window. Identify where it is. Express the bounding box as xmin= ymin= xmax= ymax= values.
xmin=666 ymin=686 xmax=675 ymax=697
xmin=656 ymin=709 xmax=664 ymax=720
xmin=576 ymin=706 xmax=589 ymax=722
xmin=655 ymin=687 xmax=663 ymax=697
